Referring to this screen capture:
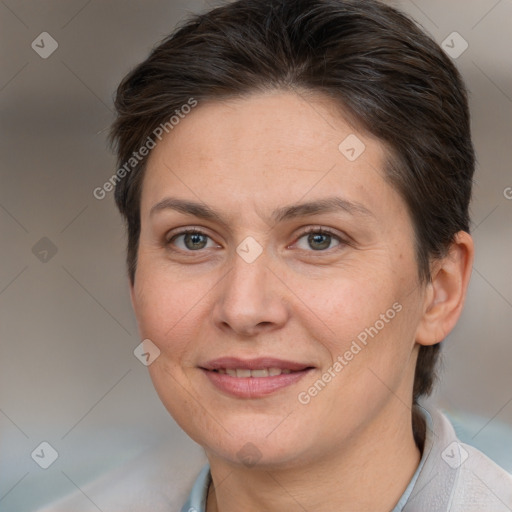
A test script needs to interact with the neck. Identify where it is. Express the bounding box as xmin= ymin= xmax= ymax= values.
xmin=206 ymin=403 xmax=422 ymax=512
